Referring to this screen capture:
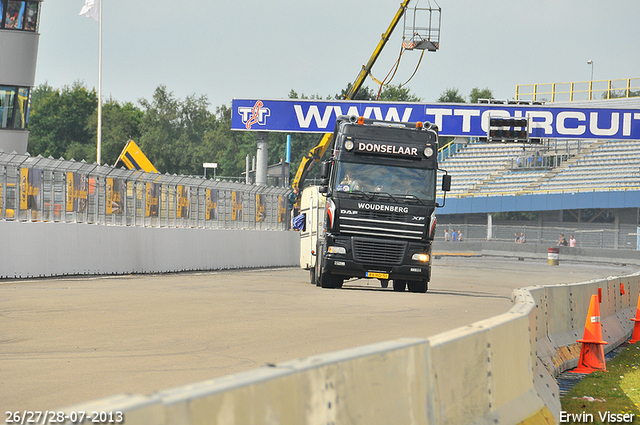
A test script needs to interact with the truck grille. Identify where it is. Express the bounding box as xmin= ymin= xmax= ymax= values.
xmin=357 ymin=210 xmax=406 ymax=221
xmin=339 ymin=211 xmax=425 ymax=240
xmin=352 ymin=238 xmax=407 ymax=265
